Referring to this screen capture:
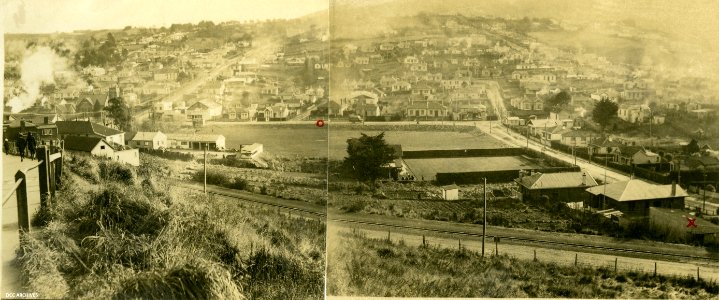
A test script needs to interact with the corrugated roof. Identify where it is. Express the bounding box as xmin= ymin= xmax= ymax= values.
xmin=586 ymin=179 xmax=689 ymax=202
xmin=518 ymin=172 xmax=598 ymax=189
xmin=63 ymin=136 xmax=109 ymax=152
